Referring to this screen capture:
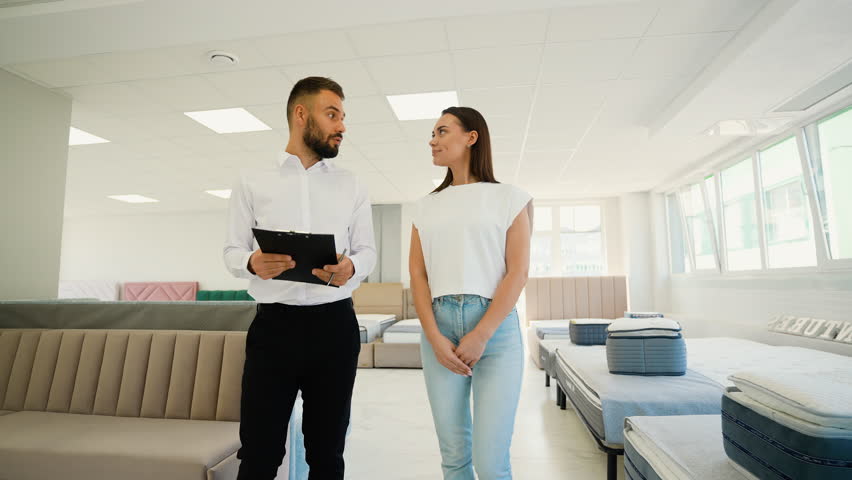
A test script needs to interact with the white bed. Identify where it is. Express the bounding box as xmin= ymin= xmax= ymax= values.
xmin=553 ymin=337 xmax=852 ymax=480
xmin=382 ymin=319 xmax=422 ymax=344
xmin=356 ymin=314 xmax=397 ymax=343
xmin=623 ymin=415 xmax=750 ymax=480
